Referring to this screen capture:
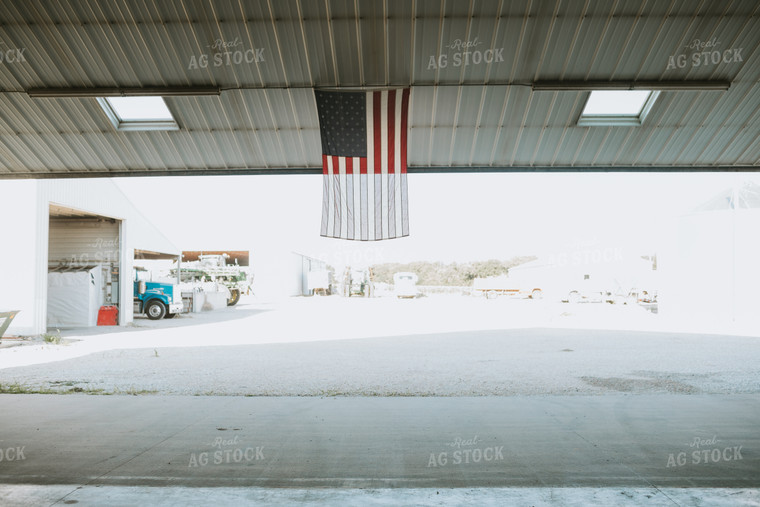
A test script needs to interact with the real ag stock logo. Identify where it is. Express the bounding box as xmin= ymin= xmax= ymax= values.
xmin=0 ymin=445 xmax=26 ymax=462
xmin=188 ymin=37 xmax=265 ymax=70
xmin=0 ymin=40 xmax=26 ymax=64
xmin=188 ymin=434 xmax=265 ymax=467
xmin=666 ymin=38 xmax=743 ymax=70
xmin=427 ymin=435 xmax=504 ymax=467
xmin=666 ymin=435 xmax=743 ymax=468
xmin=426 ymin=37 xmax=505 ymax=70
